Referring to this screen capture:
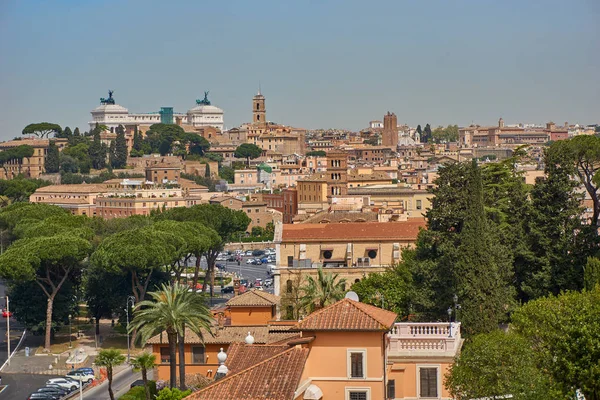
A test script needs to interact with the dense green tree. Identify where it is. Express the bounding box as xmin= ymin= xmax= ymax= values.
xmin=91 ymin=227 xmax=180 ymax=304
xmin=584 ymin=257 xmax=600 ymax=290
xmin=22 ymin=122 xmax=62 ymax=138
xmin=548 ymin=135 xmax=600 ymax=226
xmin=0 ymin=177 xmax=51 ymax=203
xmin=108 ymin=140 xmax=116 ymax=168
xmin=95 ymin=349 xmax=126 ymax=400
xmin=512 ymin=287 xmax=600 ymax=400
xmin=204 ymin=152 xmax=223 ymax=163
xmin=416 ymin=124 xmax=422 ymax=137
xmin=0 ymin=232 xmax=92 ymax=350
xmin=89 ymin=129 xmax=107 ymax=169
xmin=234 ymin=143 xmax=262 ymax=167
xmin=351 ymin=263 xmax=414 ymax=316
xmin=131 ymin=130 xmax=143 ymax=157
xmin=0 ymin=145 xmax=34 ymax=165
xmin=62 ymin=142 xmax=92 ymax=173
xmin=155 ymin=388 xmax=192 ymax=400
xmin=364 ymin=136 xmax=379 ymax=146
xmin=431 ymin=124 xmax=459 ymax=143
xmin=155 ymin=204 xmax=247 ymax=297
xmin=306 ymin=150 xmax=327 ymax=157
xmin=83 ymin=265 xmax=131 ymax=335
xmin=45 ymin=141 xmax=60 ymax=173
xmin=185 ymin=133 xmax=210 ymax=156
xmin=131 ymin=352 xmax=157 ymax=400
xmin=55 ymin=126 xmax=72 ymax=140
xmin=130 ymin=283 xmax=213 ymax=389
xmin=421 ymin=123 xmax=432 ymax=143
xmin=453 ymin=161 xmax=515 ymax=335
xmin=218 ymin=165 xmax=234 ymax=183
xmin=59 ymin=154 xmax=80 ymax=173
xmin=300 ymin=267 xmax=346 ymax=314
xmin=446 ymin=330 xmax=558 ymax=400
xmin=8 ymin=279 xmax=76 ymax=334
